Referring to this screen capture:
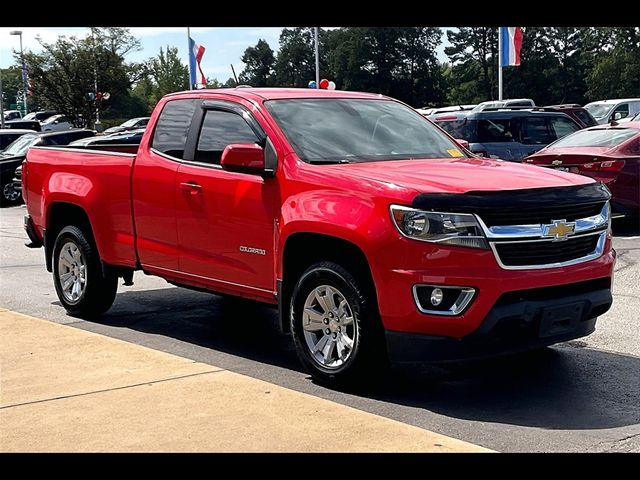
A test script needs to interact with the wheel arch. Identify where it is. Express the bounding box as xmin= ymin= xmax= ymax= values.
xmin=45 ymin=202 xmax=96 ymax=272
xmin=278 ymin=232 xmax=378 ymax=333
